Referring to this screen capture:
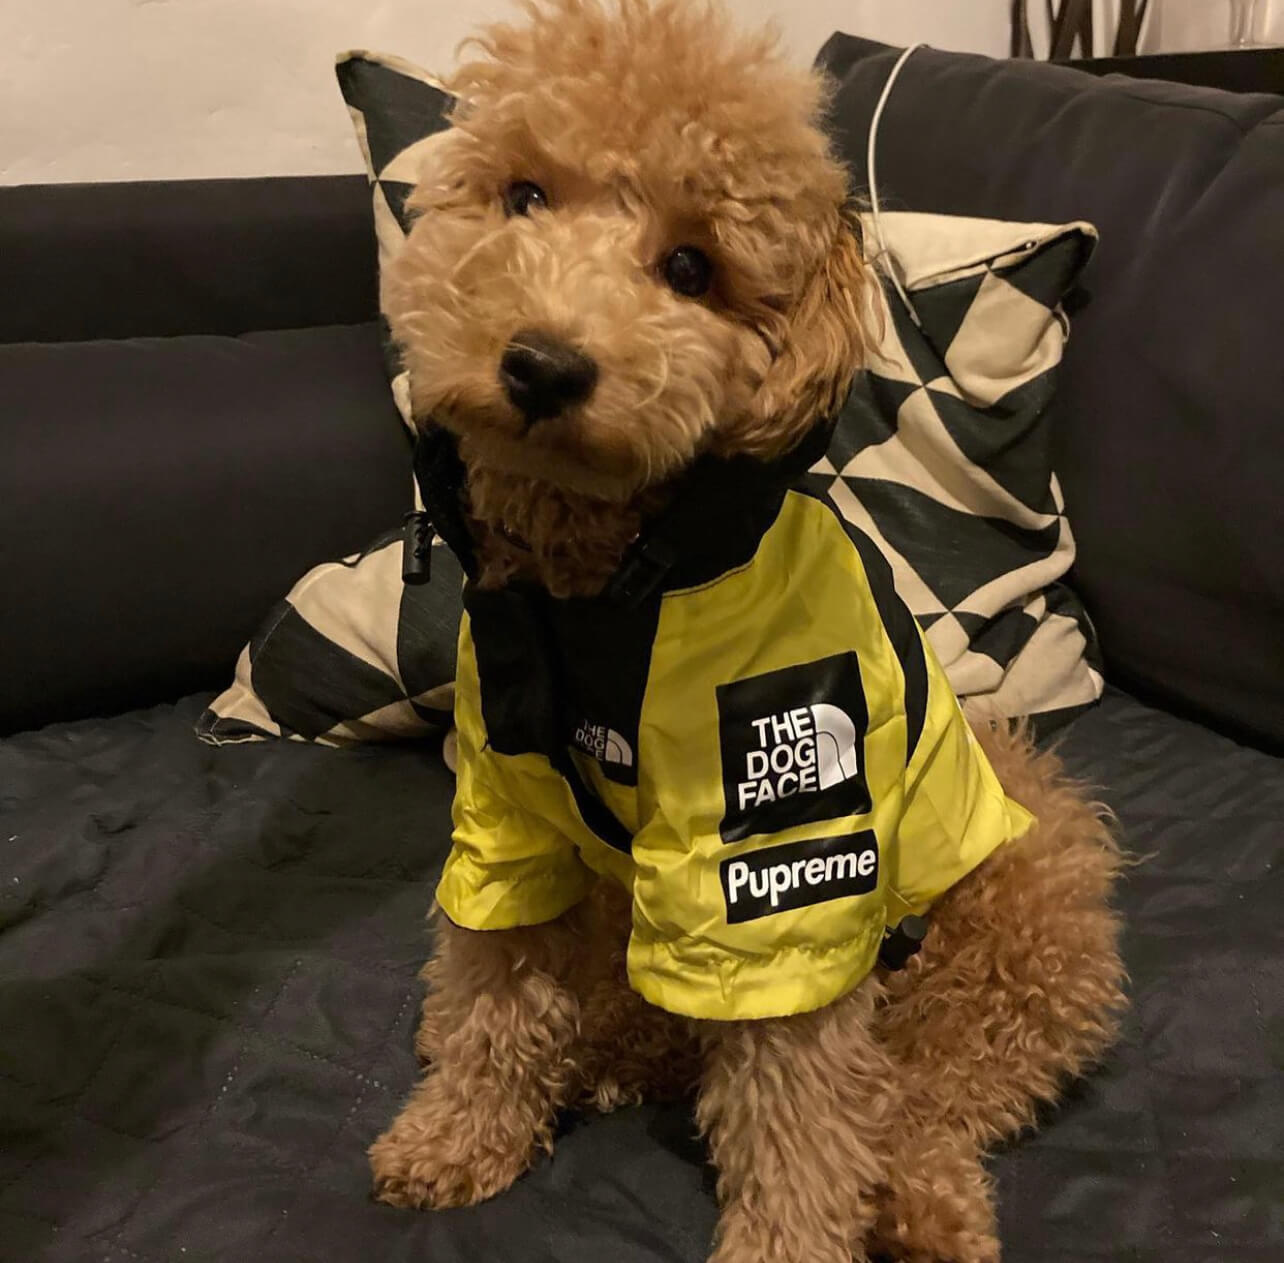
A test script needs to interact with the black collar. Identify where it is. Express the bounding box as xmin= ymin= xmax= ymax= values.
xmin=411 ymin=415 xmax=835 ymax=607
